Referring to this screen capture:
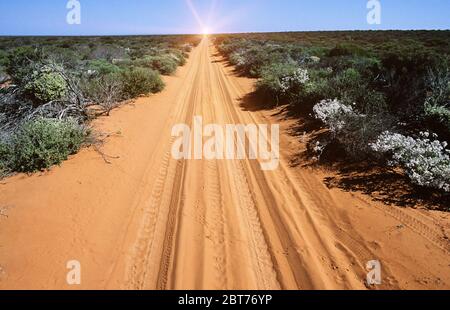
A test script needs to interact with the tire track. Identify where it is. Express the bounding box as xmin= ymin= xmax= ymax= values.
xmin=204 ymin=159 xmax=228 ymax=289
xmin=125 ymin=48 xmax=201 ymax=289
